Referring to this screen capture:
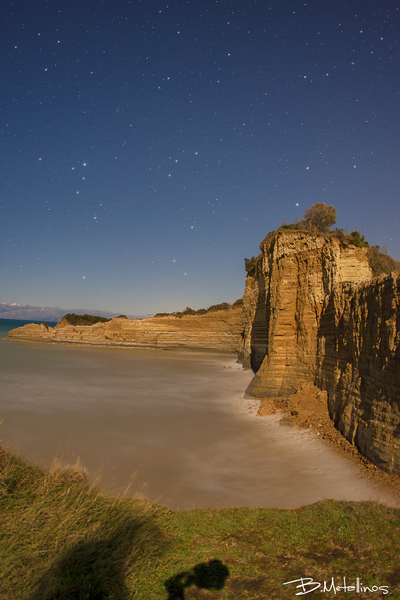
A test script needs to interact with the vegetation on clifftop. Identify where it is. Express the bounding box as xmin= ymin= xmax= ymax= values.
xmin=59 ymin=313 xmax=111 ymax=326
xmin=56 ymin=314 xmax=128 ymax=327
xmin=366 ymin=245 xmax=400 ymax=277
xmin=262 ymin=203 xmax=370 ymax=249
xmin=154 ymin=299 xmax=243 ymax=318
xmin=1 ymin=445 xmax=400 ymax=598
xmin=245 ymin=203 xmax=399 ymax=277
